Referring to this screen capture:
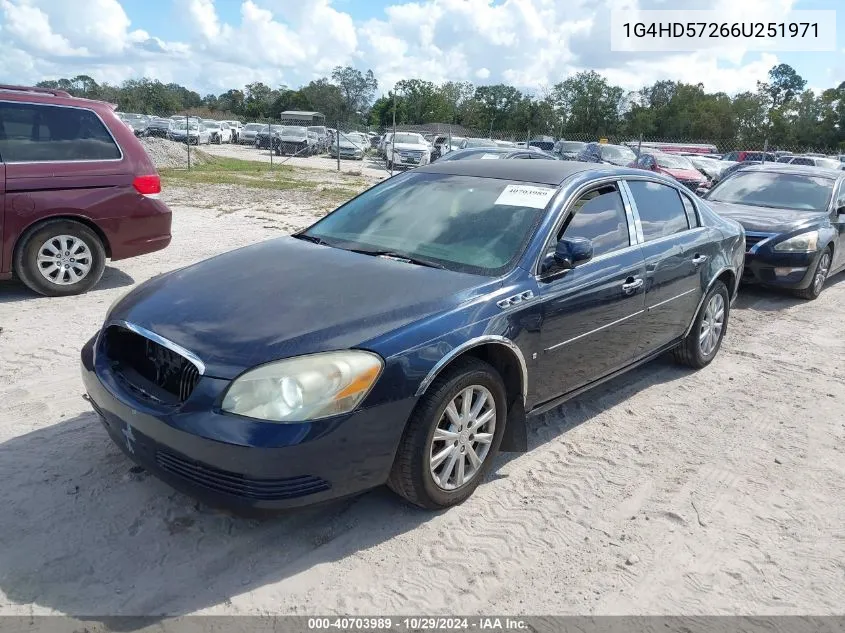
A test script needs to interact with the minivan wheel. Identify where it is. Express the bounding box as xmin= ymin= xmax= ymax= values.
xmin=388 ymin=357 xmax=507 ymax=509
xmin=673 ymin=280 xmax=729 ymax=369
xmin=14 ymin=220 xmax=106 ymax=297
